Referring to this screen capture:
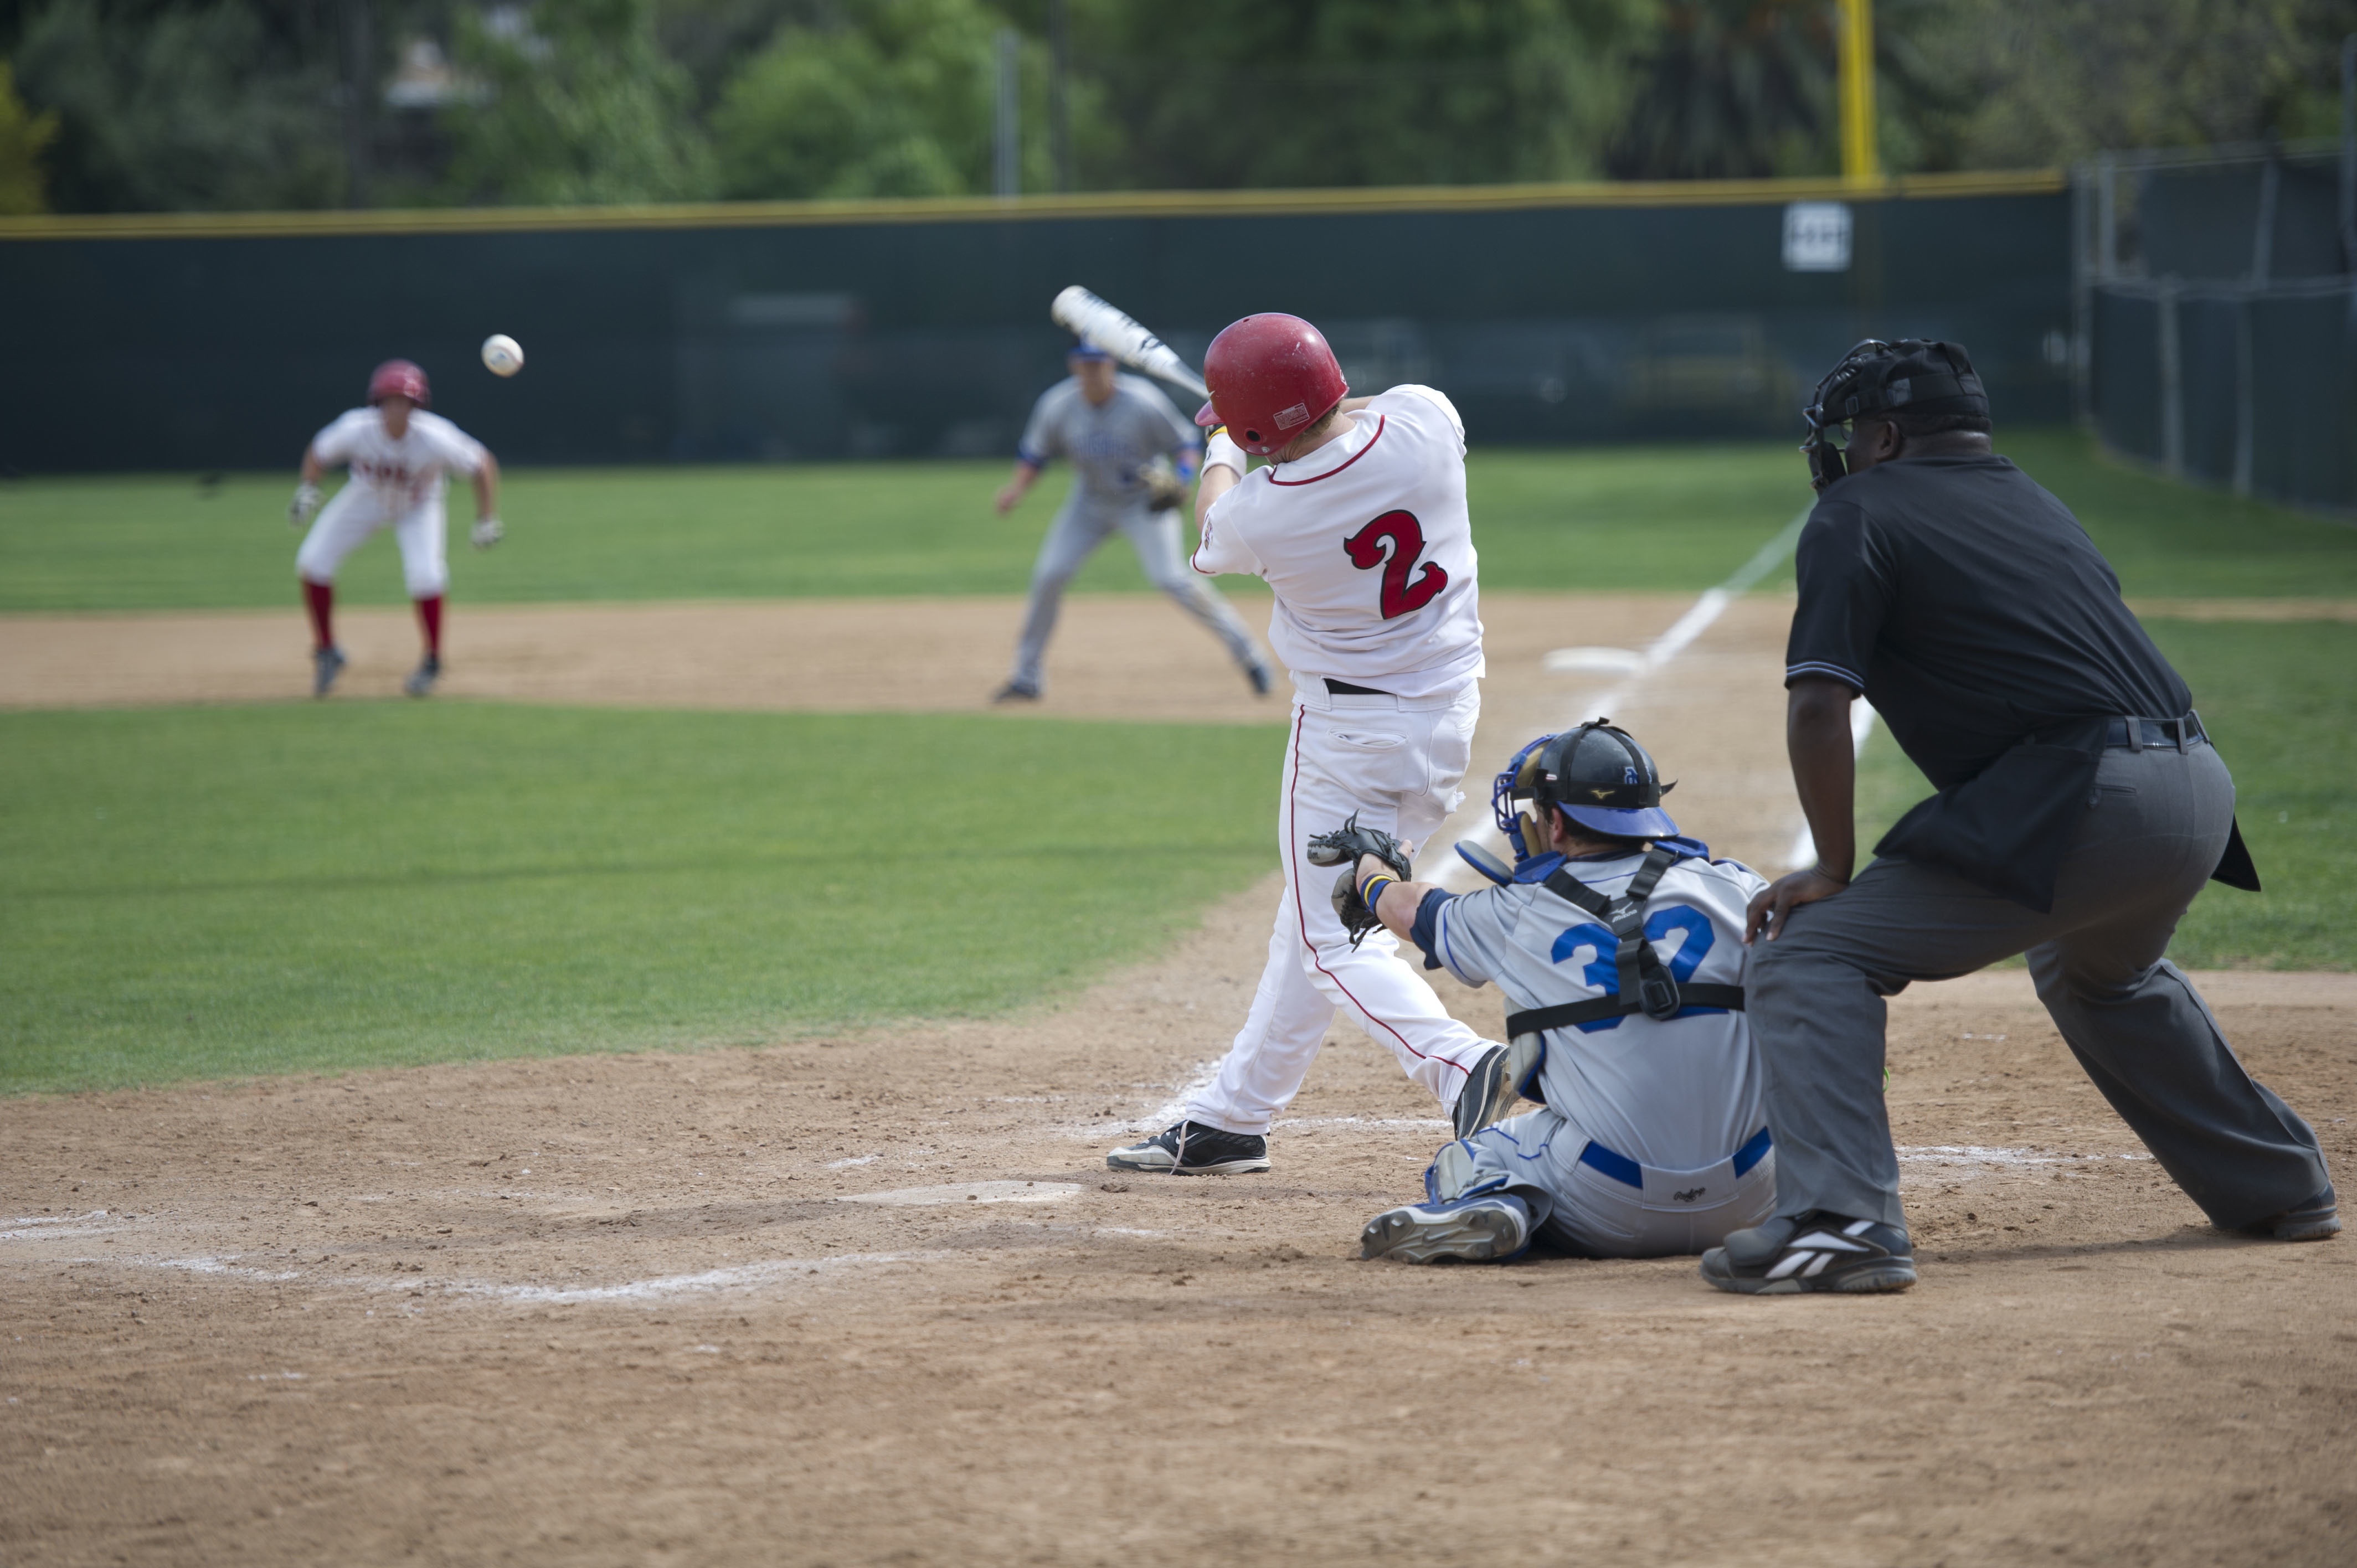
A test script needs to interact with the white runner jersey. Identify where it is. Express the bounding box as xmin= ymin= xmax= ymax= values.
xmin=312 ymin=408 xmax=487 ymax=512
xmin=1192 ymin=385 xmax=1483 ymax=702
xmin=1430 ymin=849 xmax=1771 ymax=1172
